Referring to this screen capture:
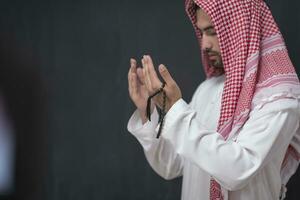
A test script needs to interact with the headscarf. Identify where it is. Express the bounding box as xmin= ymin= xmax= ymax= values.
xmin=185 ymin=0 xmax=300 ymax=199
